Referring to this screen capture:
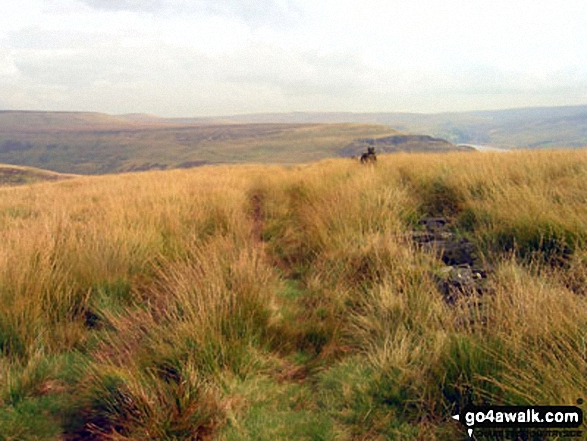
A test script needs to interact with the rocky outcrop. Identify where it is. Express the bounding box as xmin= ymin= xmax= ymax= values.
xmin=341 ymin=135 xmax=470 ymax=157
xmin=412 ymin=217 xmax=489 ymax=304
